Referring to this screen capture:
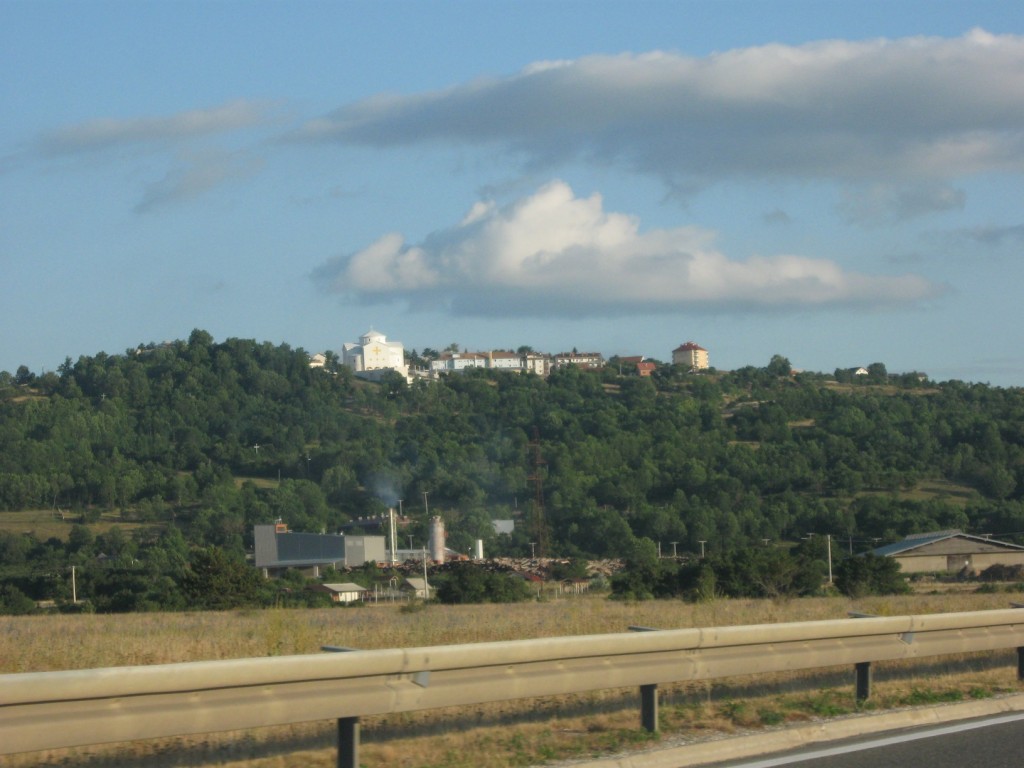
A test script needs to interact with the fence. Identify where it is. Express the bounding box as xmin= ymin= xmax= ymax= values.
xmin=3 ymin=608 xmax=1024 ymax=767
